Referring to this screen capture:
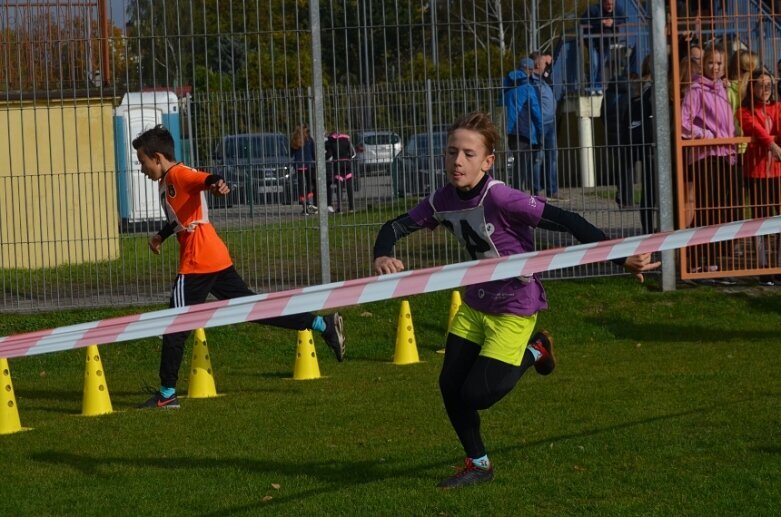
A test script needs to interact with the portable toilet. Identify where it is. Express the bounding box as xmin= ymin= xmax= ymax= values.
xmin=114 ymin=91 xmax=181 ymax=229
